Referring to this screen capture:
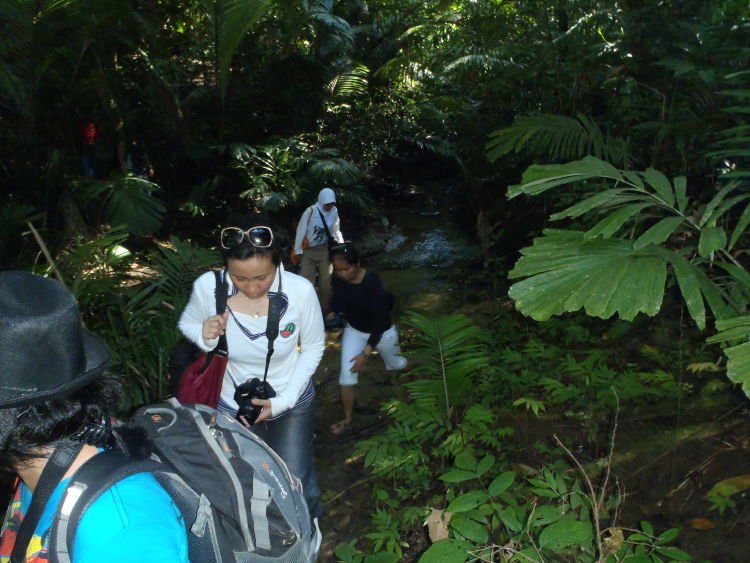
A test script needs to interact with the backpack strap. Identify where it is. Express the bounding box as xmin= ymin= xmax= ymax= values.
xmin=316 ymin=207 xmax=334 ymax=244
xmin=48 ymin=451 xmax=161 ymax=563
xmin=250 ymin=476 xmax=272 ymax=550
xmin=10 ymin=442 xmax=83 ymax=563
